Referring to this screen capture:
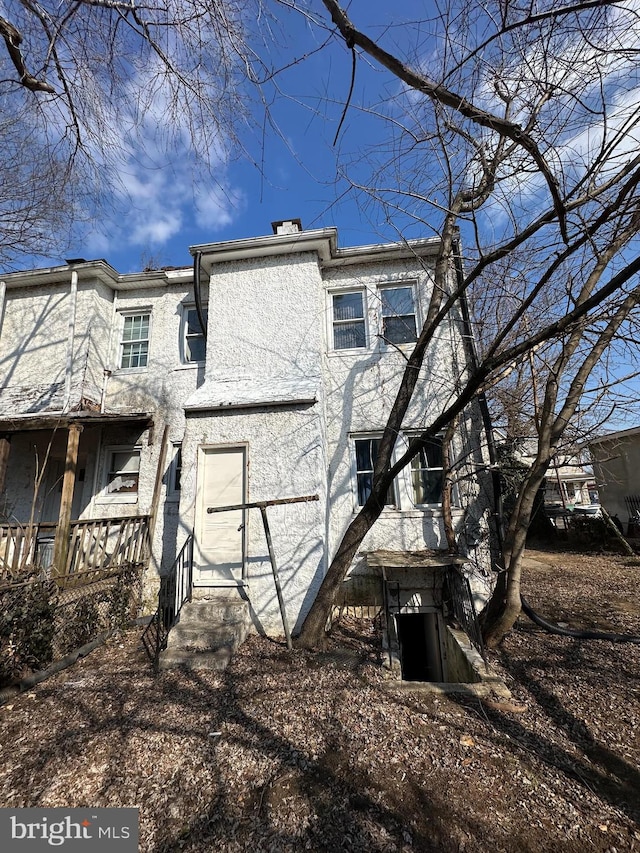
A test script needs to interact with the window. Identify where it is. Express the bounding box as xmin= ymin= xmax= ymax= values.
xmin=411 ymin=437 xmax=443 ymax=505
xmin=120 ymin=313 xmax=150 ymax=368
xmin=354 ymin=436 xmax=396 ymax=507
xmin=332 ymin=291 xmax=366 ymax=350
xmin=379 ymin=284 xmax=417 ymax=345
xmin=167 ymin=443 xmax=182 ymax=500
xmin=182 ymin=306 xmax=208 ymax=363
xmin=103 ymin=448 xmax=141 ymax=501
